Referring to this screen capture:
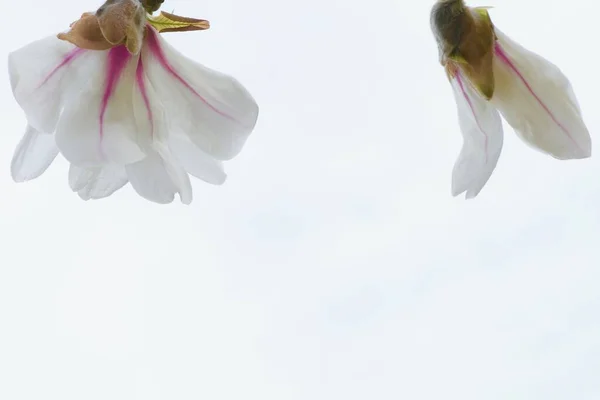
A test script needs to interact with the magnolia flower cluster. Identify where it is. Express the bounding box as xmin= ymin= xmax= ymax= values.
xmin=430 ymin=0 xmax=592 ymax=199
xmin=9 ymin=0 xmax=258 ymax=204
